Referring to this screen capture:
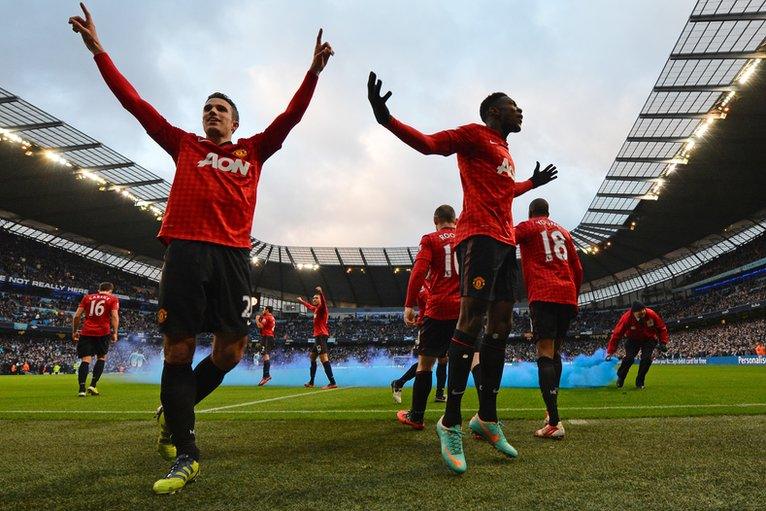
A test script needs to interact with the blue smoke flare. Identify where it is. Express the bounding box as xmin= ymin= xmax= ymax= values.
xmin=127 ymin=348 xmax=618 ymax=388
